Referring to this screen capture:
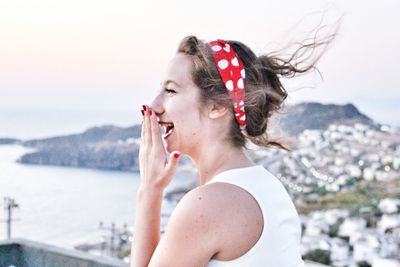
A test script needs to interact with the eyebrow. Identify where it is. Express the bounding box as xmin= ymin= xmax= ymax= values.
xmin=160 ymin=80 xmax=182 ymax=88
